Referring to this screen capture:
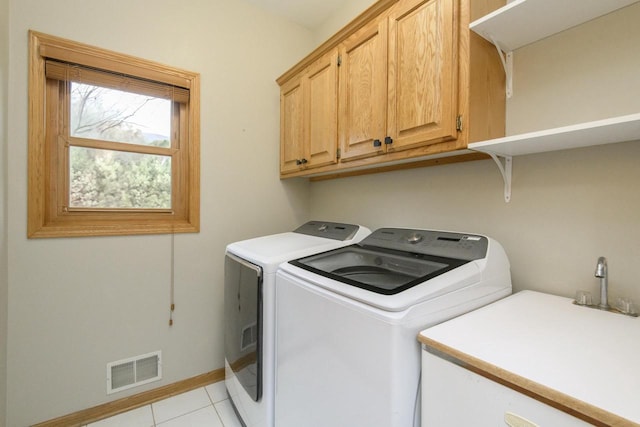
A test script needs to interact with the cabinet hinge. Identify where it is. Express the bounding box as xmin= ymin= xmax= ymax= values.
xmin=336 ymin=148 xmax=341 ymax=159
xmin=337 ymin=55 xmax=342 ymax=67
xmin=456 ymin=115 xmax=463 ymax=132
